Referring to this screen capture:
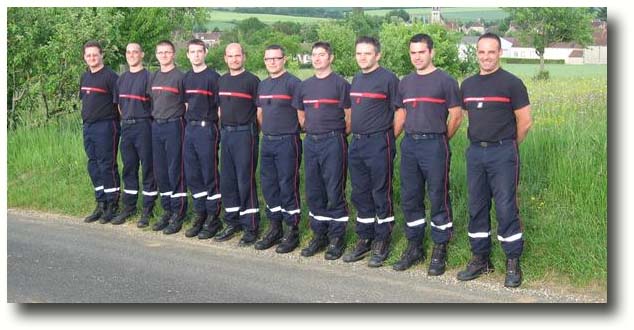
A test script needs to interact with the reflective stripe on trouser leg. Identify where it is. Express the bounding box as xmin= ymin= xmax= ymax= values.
xmin=137 ymin=121 xmax=157 ymax=209
xmin=467 ymin=144 xmax=493 ymax=255
xmin=185 ymin=124 xmax=220 ymax=216
xmin=168 ymin=119 xmax=187 ymax=216
xmin=349 ymin=137 xmax=376 ymax=240
xmin=121 ymin=123 xmax=141 ymax=207
xmin=427 ymin=135 xmax=453 ymax=244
